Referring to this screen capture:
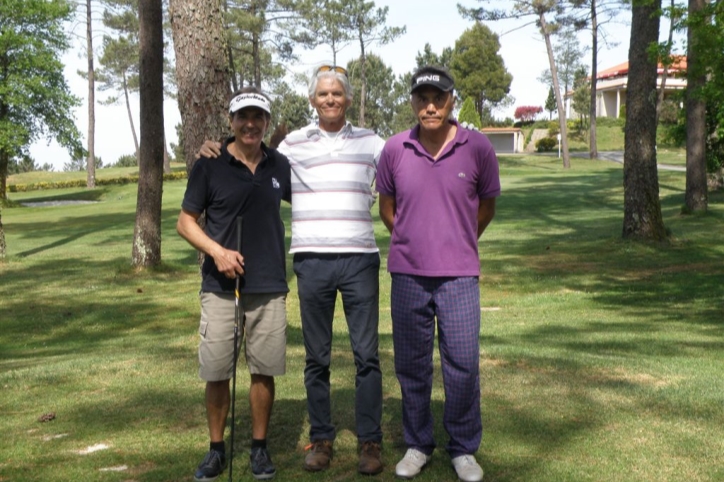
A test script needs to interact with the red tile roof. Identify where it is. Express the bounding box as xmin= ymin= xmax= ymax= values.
xmin=597 ymin=56 xmax=687 ymax=80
